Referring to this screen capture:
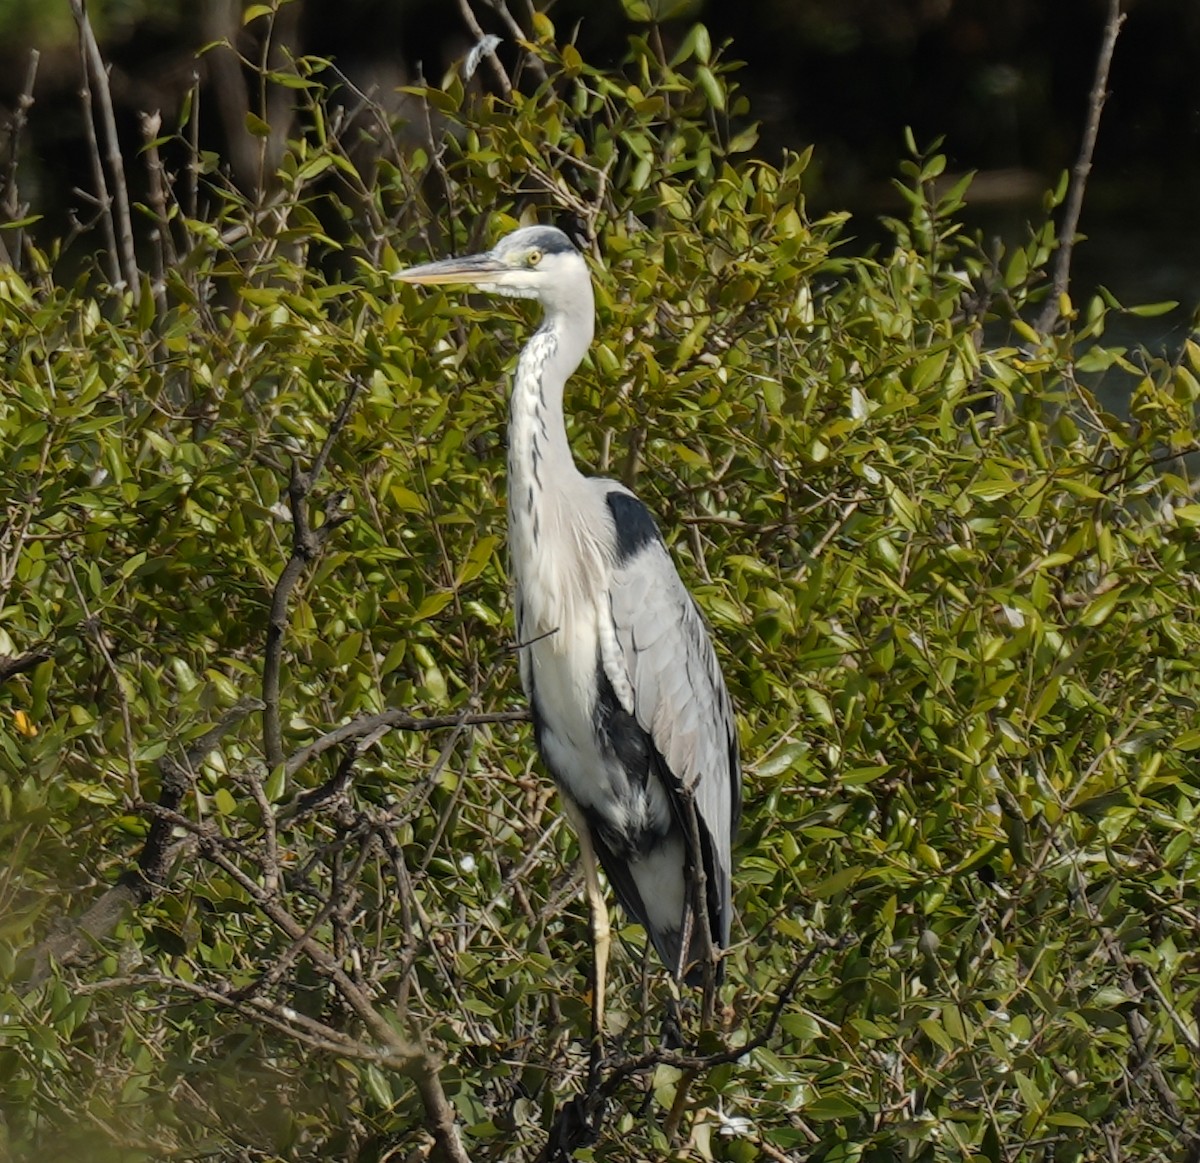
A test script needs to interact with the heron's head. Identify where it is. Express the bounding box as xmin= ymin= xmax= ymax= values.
xmin=394 ymin=225 xmax=592 ymax=316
